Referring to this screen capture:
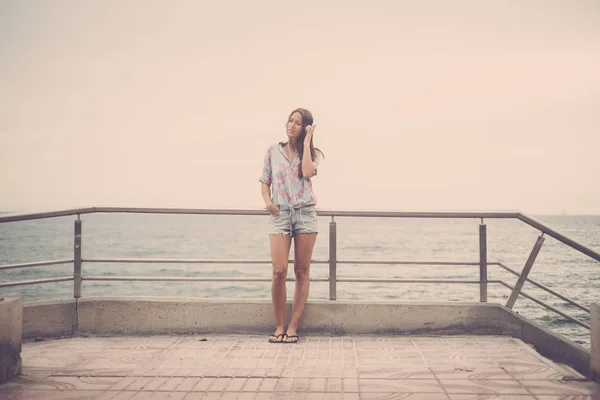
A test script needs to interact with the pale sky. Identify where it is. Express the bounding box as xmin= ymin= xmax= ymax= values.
xmin=1 ymin=1 xmax=599 ymax=214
